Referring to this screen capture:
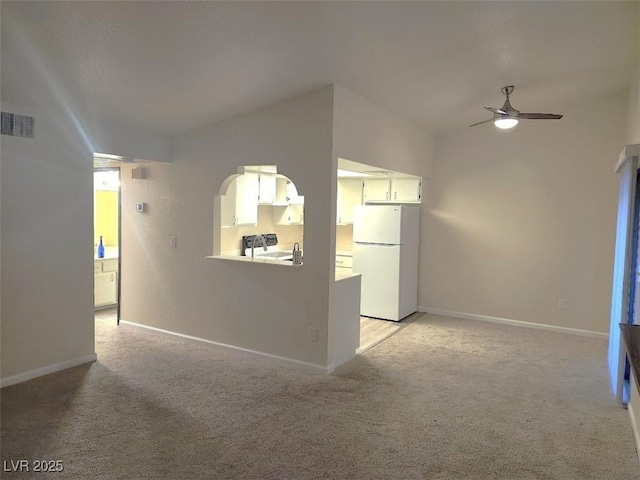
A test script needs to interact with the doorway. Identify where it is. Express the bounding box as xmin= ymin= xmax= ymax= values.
xmin=93 ymin=168 xmax=121 ymax=324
